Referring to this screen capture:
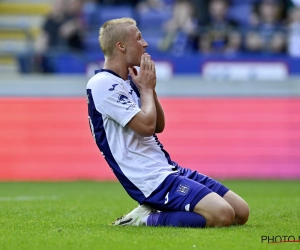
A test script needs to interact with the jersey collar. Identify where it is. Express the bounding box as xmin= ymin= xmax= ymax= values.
xmin=95 ymin=69 xmax=122 ymax=79
xmin=95 ymin=69 xmax=140 ymax=98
